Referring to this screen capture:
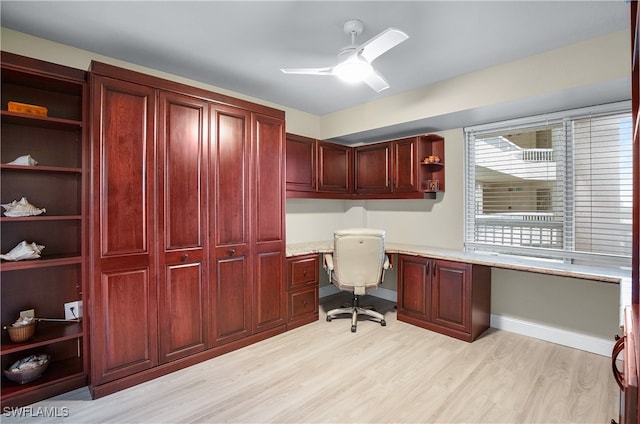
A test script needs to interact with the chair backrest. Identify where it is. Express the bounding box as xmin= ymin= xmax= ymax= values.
xmin=332 ymin=228 xmax=386 ymax=292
